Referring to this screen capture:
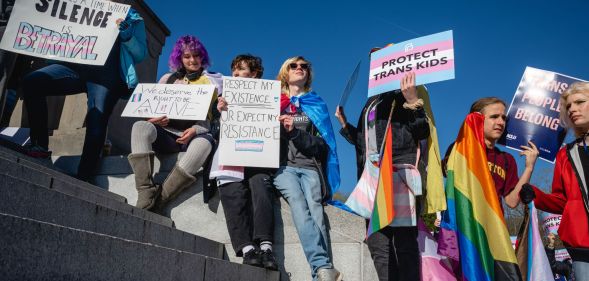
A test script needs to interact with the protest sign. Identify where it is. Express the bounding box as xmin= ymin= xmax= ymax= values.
xmin=501 ymin=67 xmax=586 ymax=163
xmin=121 ymin=83 xmax=215 ymax=120
xmin=338 ymin=60 xmax=361 ymax=106
xmin=541 ymin=212 xmax=562 ymax=235
xmin=0 ymin=0 xmax=130 ymax=65
xmin=554 ymin=249 xmax=571 ymax=262
xmin=368 ymin=30 xmax=454 ymax=97
xmin=218 ymin=76 xmax=280 ymax=168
